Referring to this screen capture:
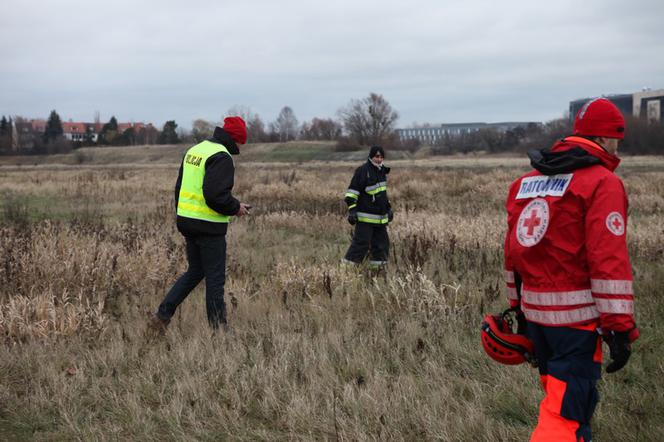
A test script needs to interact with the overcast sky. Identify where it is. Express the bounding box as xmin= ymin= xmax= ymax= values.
xmin=1 ymin=0 xmax=663 ymax=129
